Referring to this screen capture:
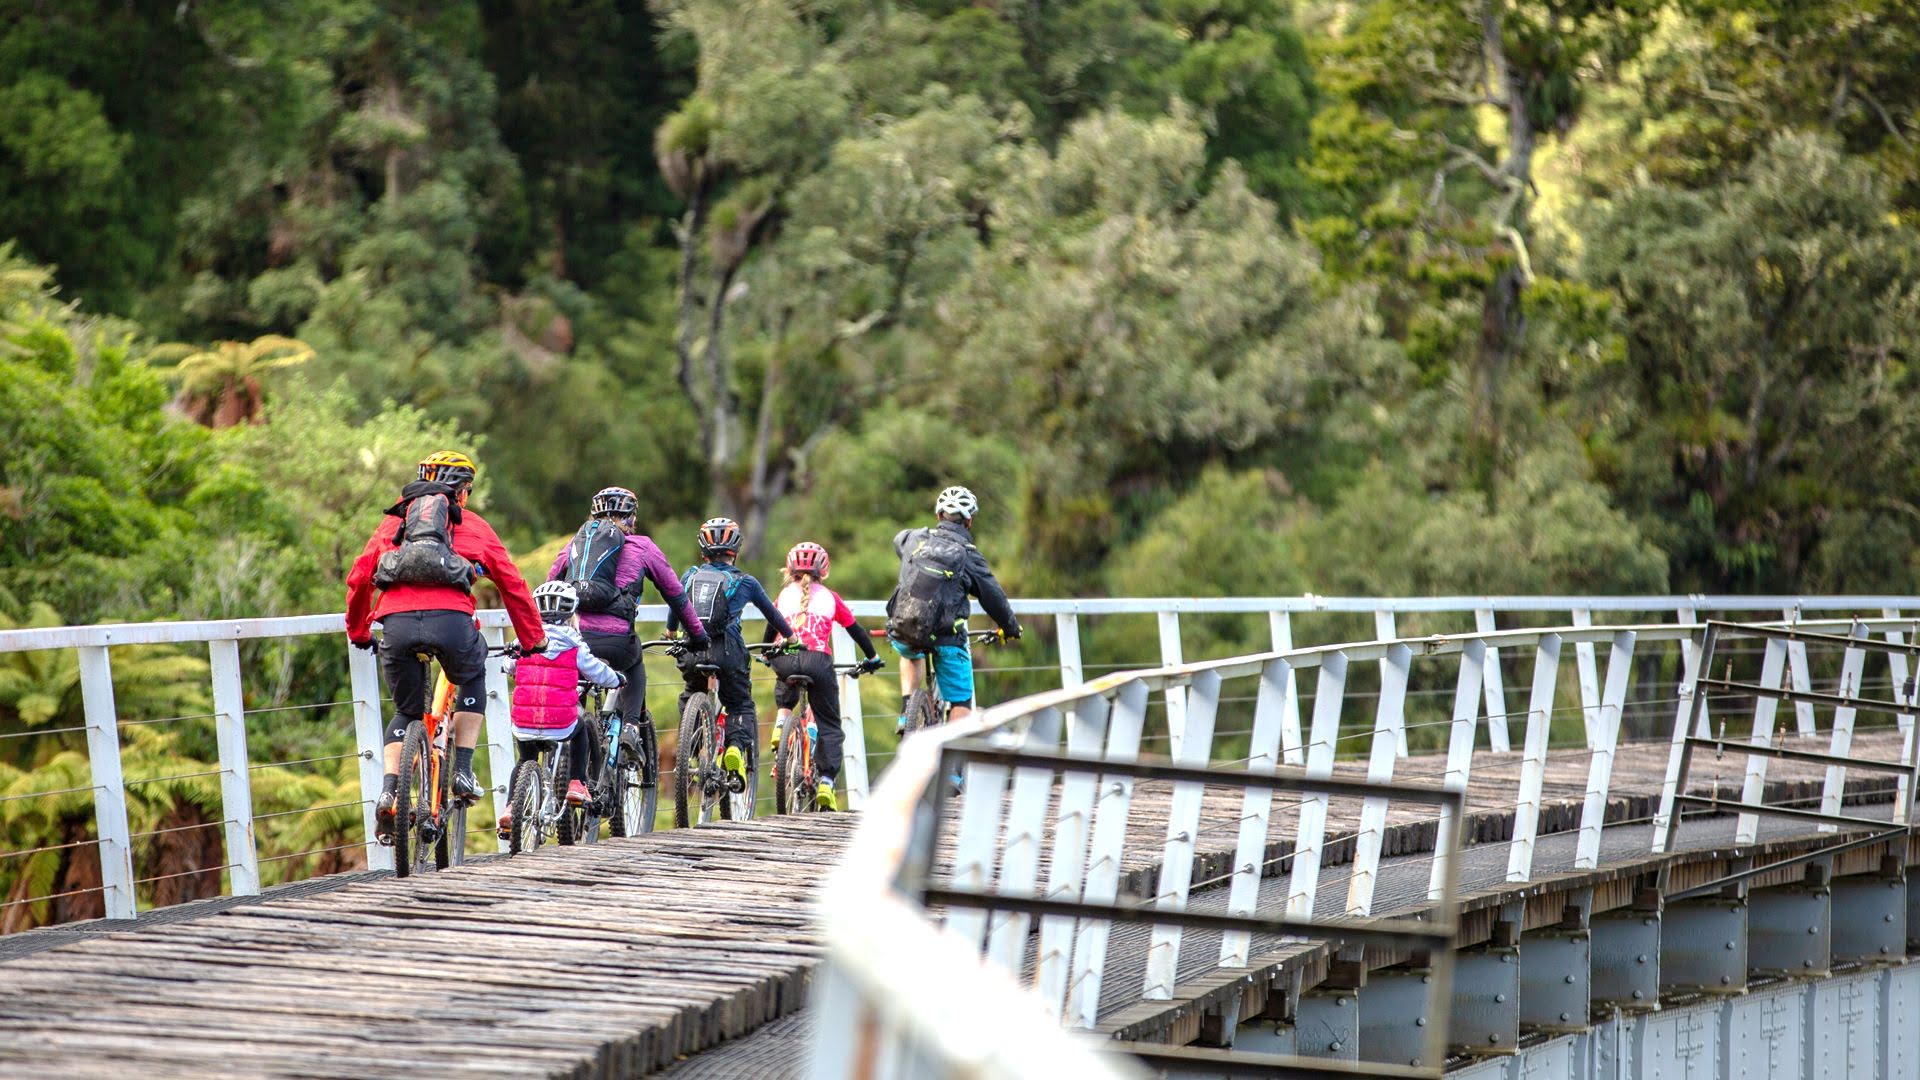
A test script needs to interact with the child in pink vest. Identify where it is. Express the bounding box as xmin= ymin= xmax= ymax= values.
xmin=767 ymin=542 xmax=883 ymax=810
xmin=499 ymin=581 xmax=625 ymax=835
